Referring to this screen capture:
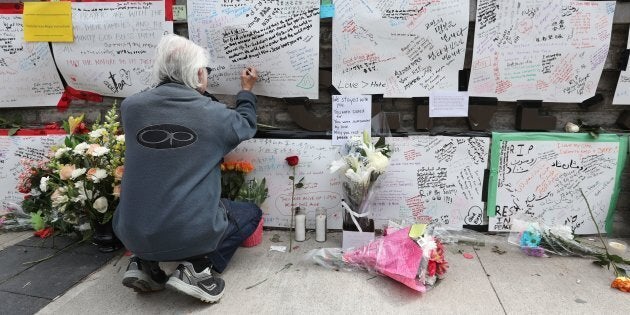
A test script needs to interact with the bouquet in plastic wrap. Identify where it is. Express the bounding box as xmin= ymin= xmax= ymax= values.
xmin=329 ymin=130 xmax=391 ymax=232
xmin=305 ymin=225 xmax=448 ymax=292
